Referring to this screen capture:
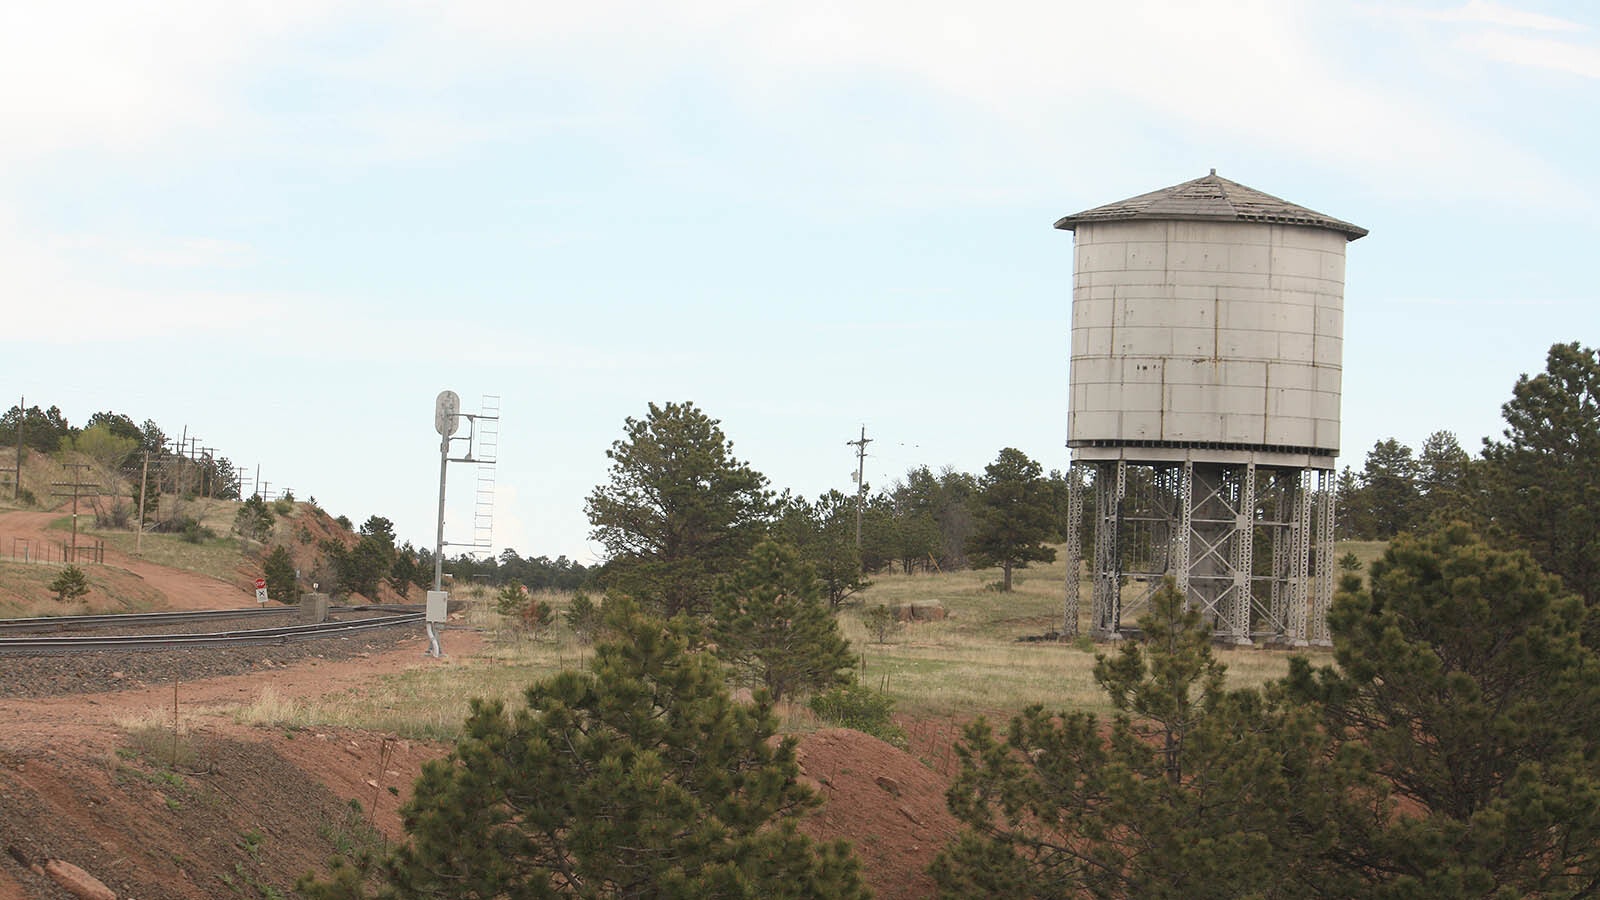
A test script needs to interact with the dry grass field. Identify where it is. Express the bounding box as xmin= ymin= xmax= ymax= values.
xmin=227 ymin=549 xmax=1358 ymax=740
xmin=87 ymin=497 xmax=250 ymax=582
